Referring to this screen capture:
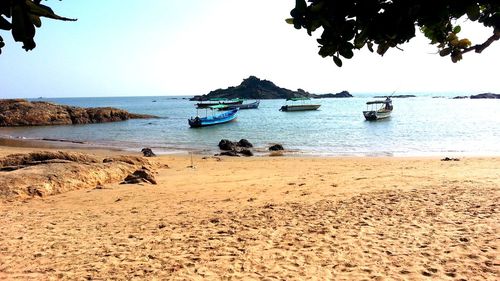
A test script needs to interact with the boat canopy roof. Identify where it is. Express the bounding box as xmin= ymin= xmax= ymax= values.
xmin=208 ymin=98 xmax=228 ymax=101
xmin=366 ymin=100 xmax=390 ymax=105
xmin=287 ymin=97 xmax=310 ymax=101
